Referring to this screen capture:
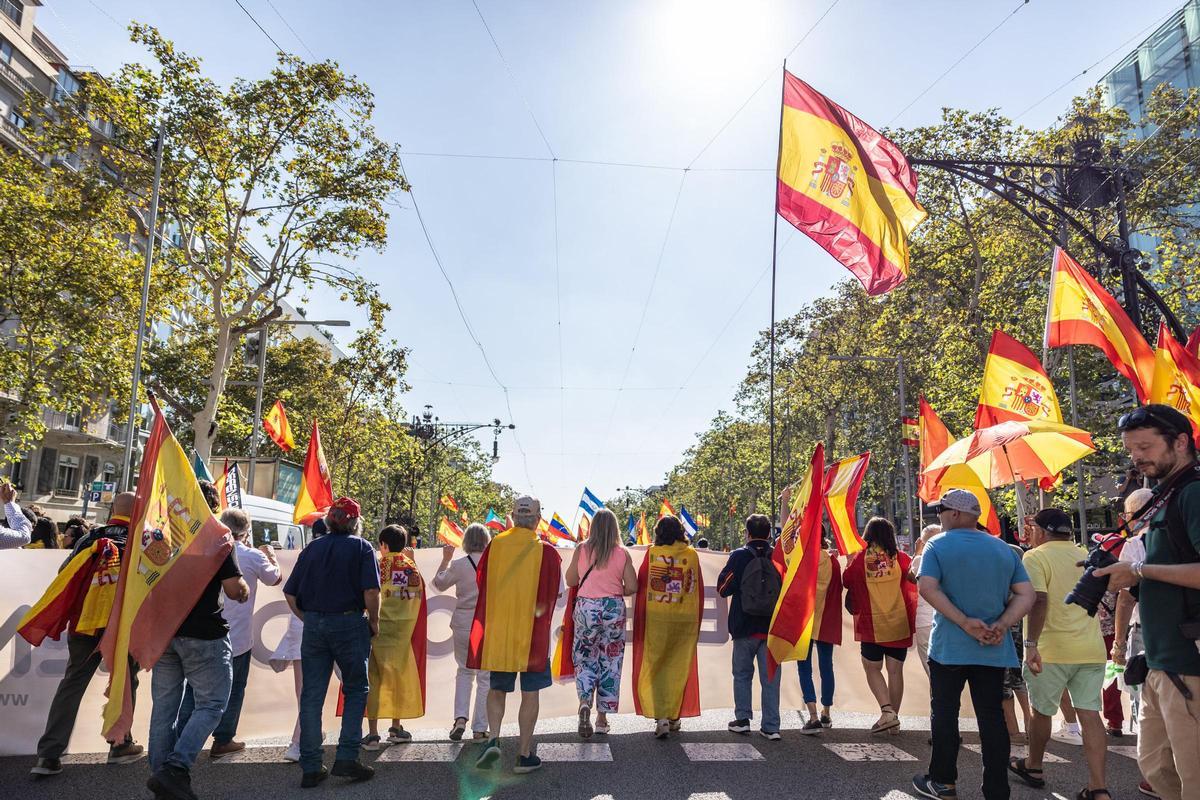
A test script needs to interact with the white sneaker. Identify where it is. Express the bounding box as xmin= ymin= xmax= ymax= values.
xmin=282 ymin=743 xmax=300 ymax=762
xmin=1051 ymin=724 xmax=1083 ymax=746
